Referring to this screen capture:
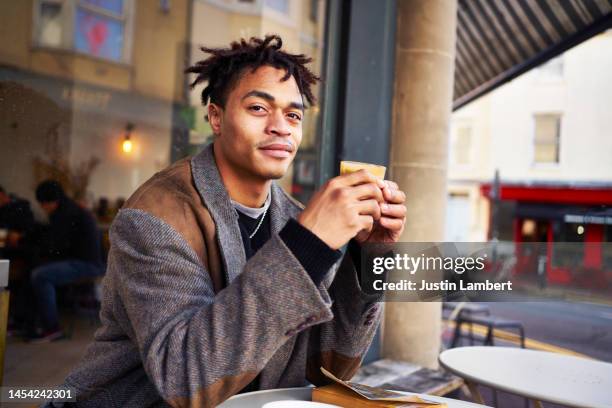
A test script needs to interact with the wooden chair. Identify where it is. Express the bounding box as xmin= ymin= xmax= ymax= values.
xmin=64 ymin=275 xmax=103 ymax=339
